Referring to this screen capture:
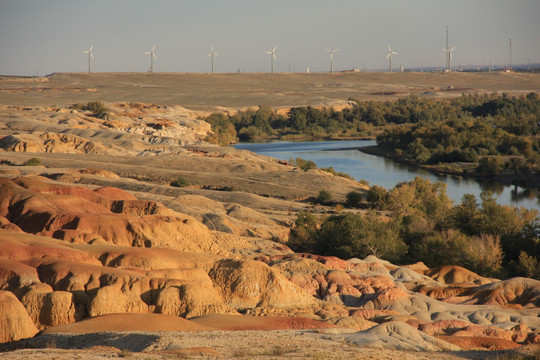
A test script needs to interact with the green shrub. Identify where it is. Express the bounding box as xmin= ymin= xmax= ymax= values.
xmin=287 ymin=211 xmax=319 ymax=253
xmin=316 ymin=189 xmax=333 ymax=205
xmin=316 ymin=212 xmax=407 ymax=262
xmin=517 ymin=251 xmax=540 ymax=280
xmin=345 ymin=191 xmax=363 ymax=208
xmin=71 ymin=101 xmax=108 ymax=117
xmin=24 ymin=157 xmax=42 ymax=166
xmin=289 ymin=157 xmax=317 ymax=171
xmin=366 ymin=185 xmax=390 ymax=210
xmin=476 ymin=156 xmax=505 ymax=176
xmin=320 ymin=166 xmax=352 ymax=179
xmin=170 ymin=176 xmax=190 ymax=187
xmin=203 ymin=112 xmax=237 ymax=146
